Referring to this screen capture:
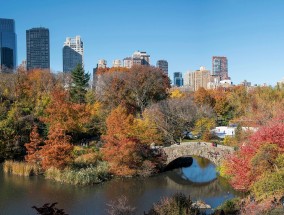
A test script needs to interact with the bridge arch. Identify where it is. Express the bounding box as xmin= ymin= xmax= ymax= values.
xmin=162 ymin=142 xmax=234 ymax=166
